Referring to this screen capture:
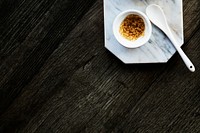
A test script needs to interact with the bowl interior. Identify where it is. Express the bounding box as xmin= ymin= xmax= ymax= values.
xmin=113 ymin=10 xmax=152 ymax=48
